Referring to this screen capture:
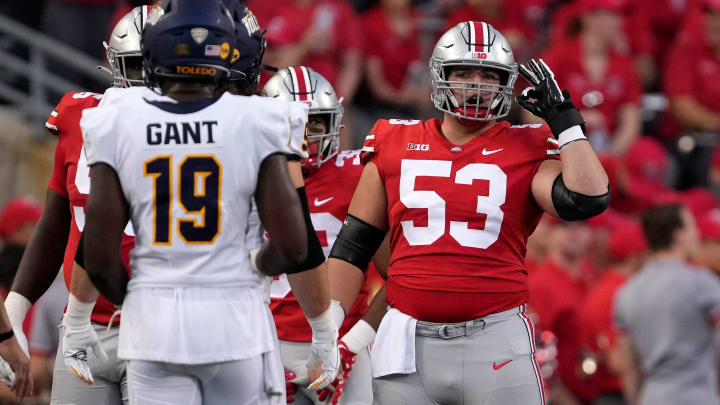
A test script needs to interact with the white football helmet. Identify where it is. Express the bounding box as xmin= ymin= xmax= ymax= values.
xmin=103 ymin=6 xmax=148 ymax=87
xmin=430 ymin=21 xmax=518 ymax=121
xmin=262 ymin=66 xmax=342 ymax=170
